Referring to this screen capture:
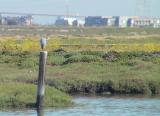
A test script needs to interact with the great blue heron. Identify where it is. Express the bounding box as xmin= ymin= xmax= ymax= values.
xmin=40 ymin=37 xmax=47 ymax=50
